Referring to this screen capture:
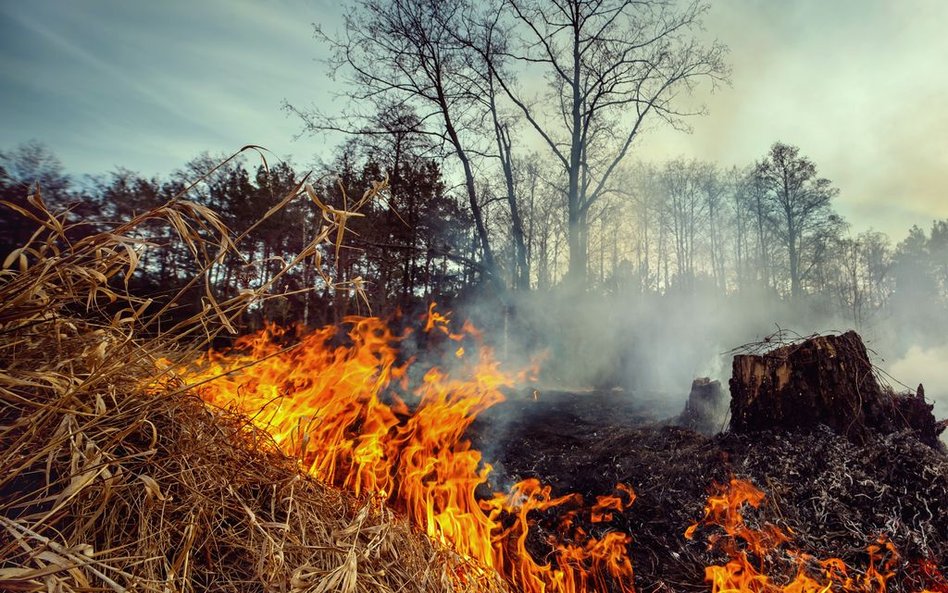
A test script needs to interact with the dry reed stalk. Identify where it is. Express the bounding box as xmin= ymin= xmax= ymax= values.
xmin=0 ymin=150 xmax=505 ymax=593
